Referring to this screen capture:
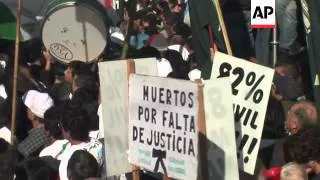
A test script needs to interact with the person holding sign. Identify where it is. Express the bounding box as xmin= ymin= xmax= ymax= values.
xmin=58 ymin=107 xmax=105 ymax=180
xmin=67 ymin=150 xmax=100 ymax=180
